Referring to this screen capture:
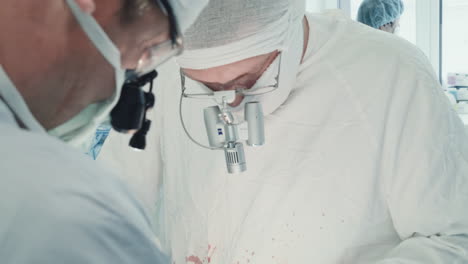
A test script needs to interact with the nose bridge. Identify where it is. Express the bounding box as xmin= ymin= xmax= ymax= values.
xmin=225 ymin=73 xmax=259 ymax=91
